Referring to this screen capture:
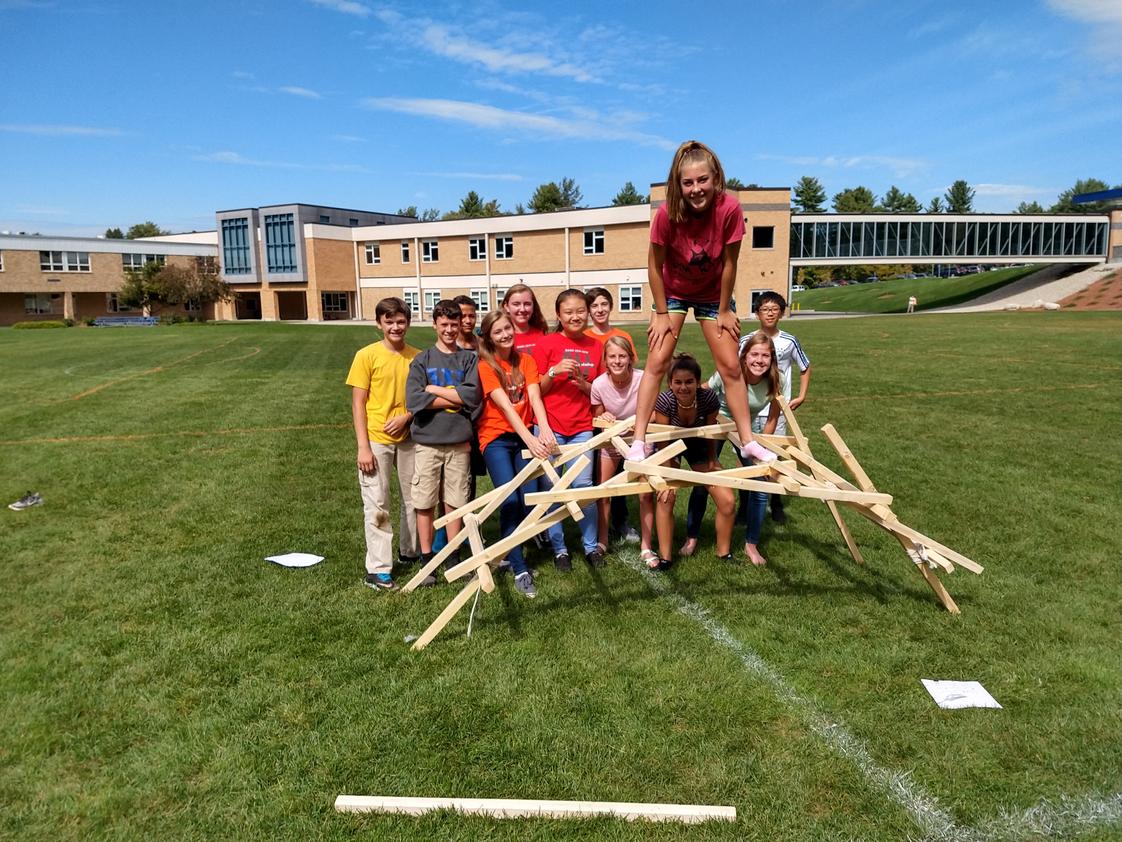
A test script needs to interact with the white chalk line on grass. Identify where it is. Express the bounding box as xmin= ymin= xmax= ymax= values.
xmin=619 ymin=552 xmax=1122 ymax=841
